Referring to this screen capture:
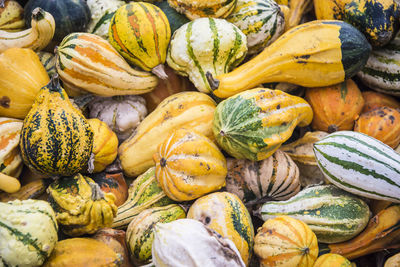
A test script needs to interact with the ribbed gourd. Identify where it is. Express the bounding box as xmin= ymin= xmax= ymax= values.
xmin=153 ymin=128 xmax=227 ymax=201
xmin=0 ymin=0 xmax=25 ymax=31
xmin=225 ymin=149 xmax=300 ymax=204
xmin=167 ymin=17 xmax=247 ymax=93
xmin=20 ymin=75 xmax=94 ymax=177
xmin=207 ymin=20 xmax=371 ymax=98
xmin=56 ymin=32 xmax=158 ymax=97
xmin=226 ymin=0 xmax=285 ymax=55
xmin=213 ymin=88 xmax=313 ymax=161
xmin=108 ymin=2 xmax=171 ymax=79
xmin=167 ymin=0 xmax=238 ymax=20
xmin=36 ymin=51 xmax=57 ymax=77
